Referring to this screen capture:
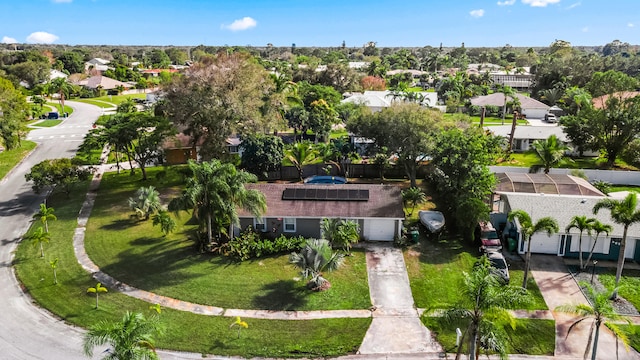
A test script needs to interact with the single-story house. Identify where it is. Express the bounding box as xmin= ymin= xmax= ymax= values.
xmin=592 ymin=91 xmax=640 ymax=109
xmin=140 ymin=68 xmax=179 ymax=77
xmin=236 ymin=183 xmax=404 ymax=241
xmin=49 ymin=69 xmax=68 ymax=81
xmin=85 ymin=58 xmax=111 ymax=73
xmin=471 ymin=93 xmax=549 ymax=119
xmin=77 ymin=75 xmax=131 ymax=91
xmin=485 ymin=125 xmax=567 ymax=152
xmin=491 ymin=173 xmax=640 ymax=262
xmin=341 ymin=90 xmax=438 ymax=112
